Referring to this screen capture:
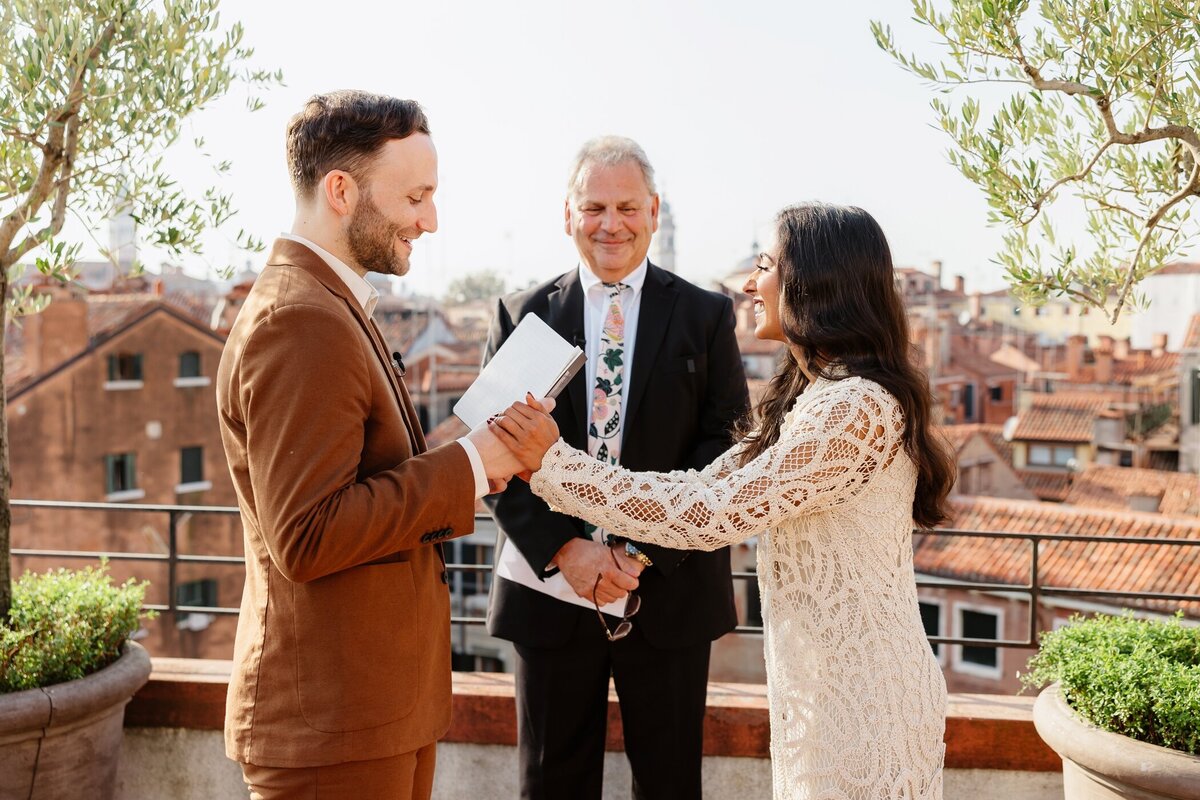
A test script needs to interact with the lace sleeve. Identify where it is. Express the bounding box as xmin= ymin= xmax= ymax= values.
xmin=530 ymin=379 xmax=904 ymax=552
xmin=659 ymin=447 xmax=741 ymax=484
